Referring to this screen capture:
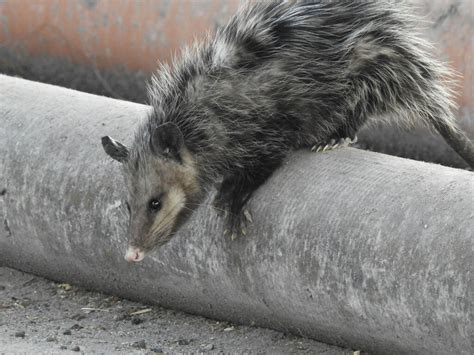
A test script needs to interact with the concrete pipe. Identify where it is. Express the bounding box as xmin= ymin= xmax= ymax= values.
xmin=0 ymin=75 xmax=473 ymax=354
